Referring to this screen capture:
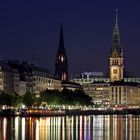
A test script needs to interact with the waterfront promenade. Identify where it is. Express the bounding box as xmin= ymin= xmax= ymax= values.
xmin=1 ymin=107 xmax=140 ymax=117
